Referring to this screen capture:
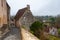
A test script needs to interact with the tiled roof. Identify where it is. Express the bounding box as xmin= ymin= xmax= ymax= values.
xmin=14 ymin=7 xmax=28 ymax=21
